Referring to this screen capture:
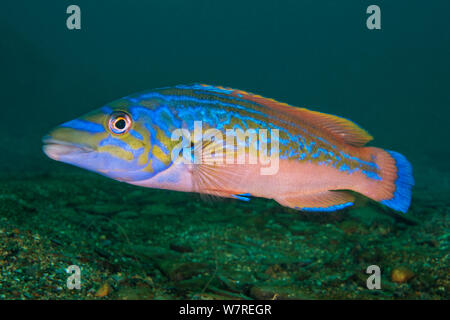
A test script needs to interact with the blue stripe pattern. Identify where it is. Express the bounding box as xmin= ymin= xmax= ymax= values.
xmin=60 ymin=119 xmax=105 ymax=133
